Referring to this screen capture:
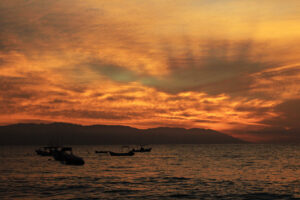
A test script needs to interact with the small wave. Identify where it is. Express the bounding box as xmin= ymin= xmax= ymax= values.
xmin=169 ymin=193 xmax=195 ymax=198
xmin=227 ymin=192 xmax=298 ymax=200
xmin=159 ymin=176 xmax=192 ymax=184
xmin=104 ymin=189 xmax=140 ymax=194
xmin=109 ymin=166 xmax=133 ymax=169
xmin=163 ymin=177 xmax=191 ymax=181
xmin=134 ymin=177 xmax=160 ymax=184
xmin=105 ymin=181 xmax=132 ymax=185
xmin=65 ymin=185 xmax=90 ymax=190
